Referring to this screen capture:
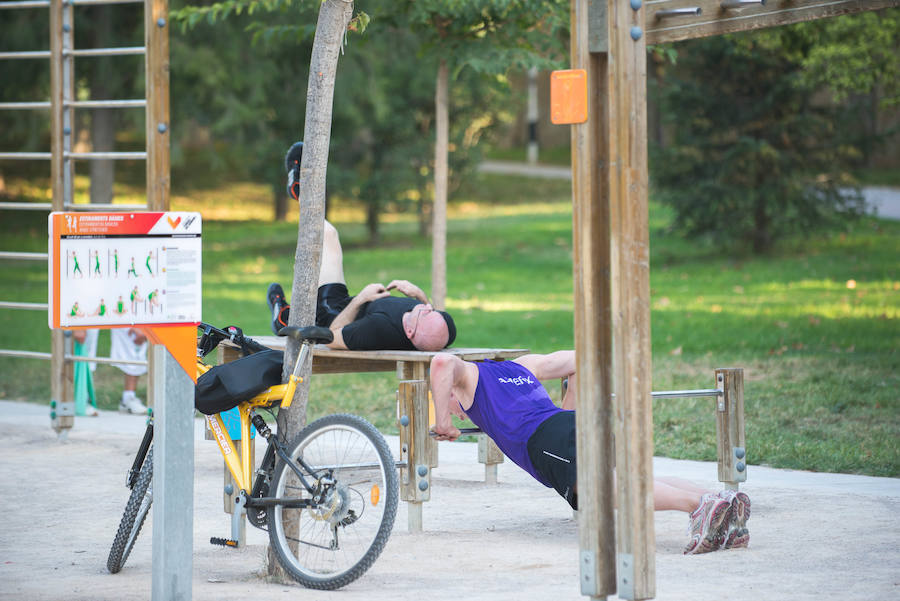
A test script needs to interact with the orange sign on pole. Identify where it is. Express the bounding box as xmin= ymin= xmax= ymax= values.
xmin=550 ymin=69 xmax=588 ymax=125
xmin=48 ymin=211 xmax=202 ymax=381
